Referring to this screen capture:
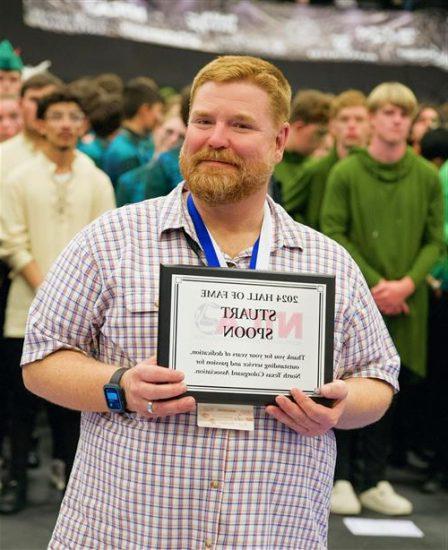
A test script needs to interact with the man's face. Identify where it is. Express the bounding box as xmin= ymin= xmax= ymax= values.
xmin=41 ymin=102 xmax=86 ymax=151
xmin=410 ymin=107 xmax=440 ymax=145
xmin=154 ymin=114 xmax=186 ymax=153
xmin=0 ymin=70 xmax=21 ymax=95
xmin=289 ymin=120 xmax=328 ymax=157
xmin=180 ymin=80 xmax=288 ymax=205
xmin=141 ymin=102 xmax=164 ymax=132
xmin=21 ymin=85 xmax=57 ymax=133
xmin=370 ymin=103 xmax=412 ymax=146
xmin=331 ymin=105 xmax=370 ymax=150
xmin=0 ymin=97 xmax=23 ymax=142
